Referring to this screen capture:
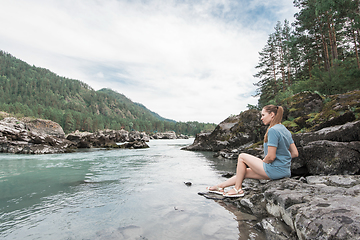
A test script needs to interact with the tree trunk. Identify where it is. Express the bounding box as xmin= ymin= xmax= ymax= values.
xmin=287 ymin=62 xmax=292 ymax=85
xmin=320 ymin=33 xmax=331 ymax=71
xmin=331 ymin=21 xmax=338 ymax=60
xmin=326 ymin=13 xmax=338 ymax=63
xmin=353 ymin=25 xmax=360 ymax=69
xmin=272 ymin=58 xmax=278 ymax=94
xmin=315 ymin=35 xmax=322 ymax=68
xmin=279 ymin=45 xmax=286 ymax=91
